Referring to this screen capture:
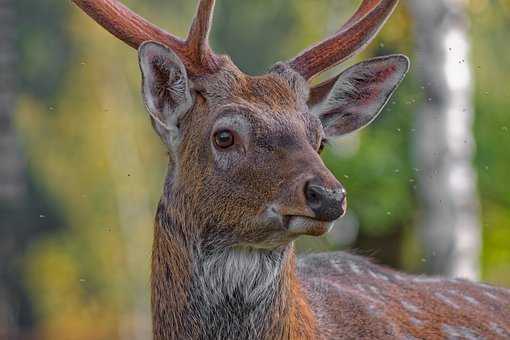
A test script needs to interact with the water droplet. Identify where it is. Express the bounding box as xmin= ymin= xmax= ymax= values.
xmin=39 ymin=214 xmax=45 ymax=218
xmin=386 ymin=211 xmax=392 ymax=216
xmin=379 ymin=42 xmax=385 ymax=48
xmin=343 ymin=174 xmax=350 ymax=179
